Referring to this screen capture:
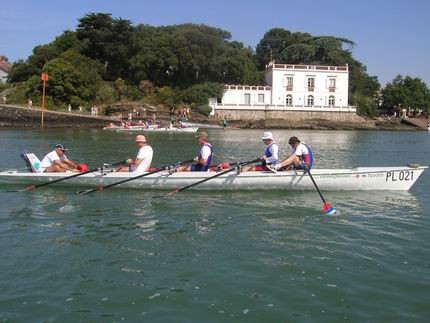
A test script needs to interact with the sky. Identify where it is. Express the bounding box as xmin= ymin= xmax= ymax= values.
xmin=1 ymin=0 xmax=429 ymax=86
